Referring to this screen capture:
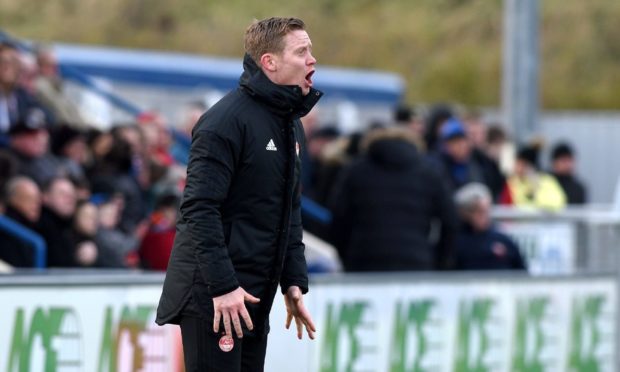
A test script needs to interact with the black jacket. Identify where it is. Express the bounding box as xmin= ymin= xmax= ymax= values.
xmin=38 ymin=206 xmax=77 ymax=267
xmin=552 ymin=173 xmax=587 ymax=204
xmin=455 ymin=224 xmax=526 ymax=270
xmin=156 ymin=54 xmax=322 ymax=335
xmin=328 ymin=134 xmax=458 ymax=272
